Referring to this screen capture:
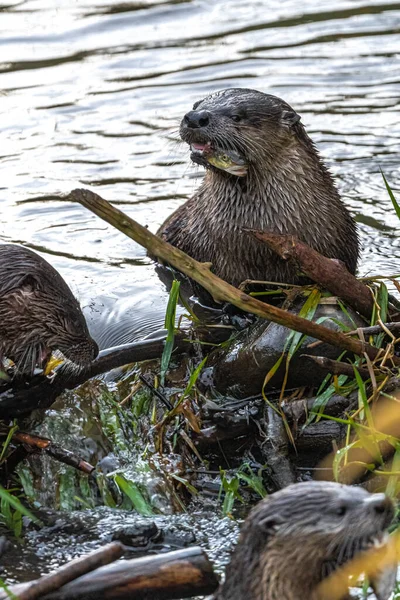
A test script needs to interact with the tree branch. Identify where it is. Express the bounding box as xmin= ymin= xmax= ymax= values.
xmin=68 ymin=189 xmax=399 ymax=366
